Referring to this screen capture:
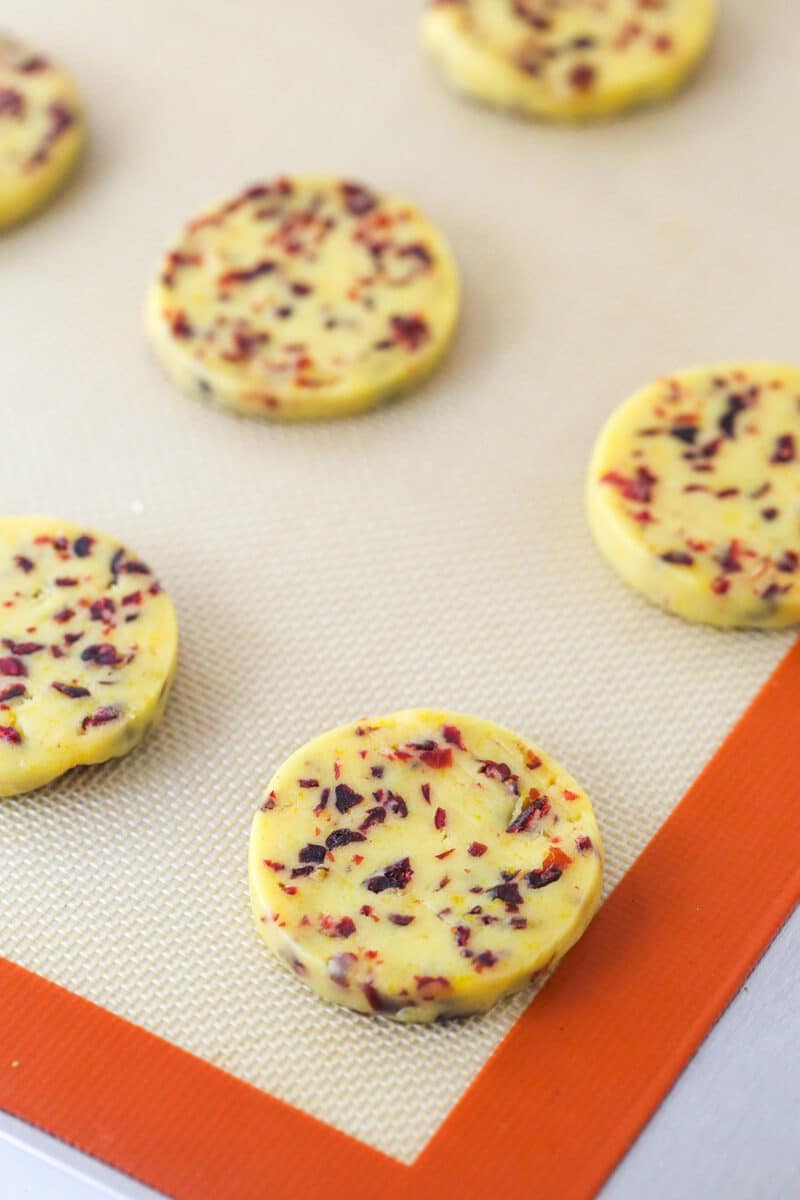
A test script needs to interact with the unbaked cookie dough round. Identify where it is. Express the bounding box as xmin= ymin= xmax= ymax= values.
xmin=0 ymin=34 xmax=84 ymax=230
xmin=249 ymin=709 xmax=603 ymax=1021
xmin=0 ymin=516 xmax=178 ymax=797
xmin=422 ymin=0 xmax=717 ymax=122
xmin=146 ymin=176 xmax=460 ymax=421
xmin=587 ymin=364 xmax=800 ymax=628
